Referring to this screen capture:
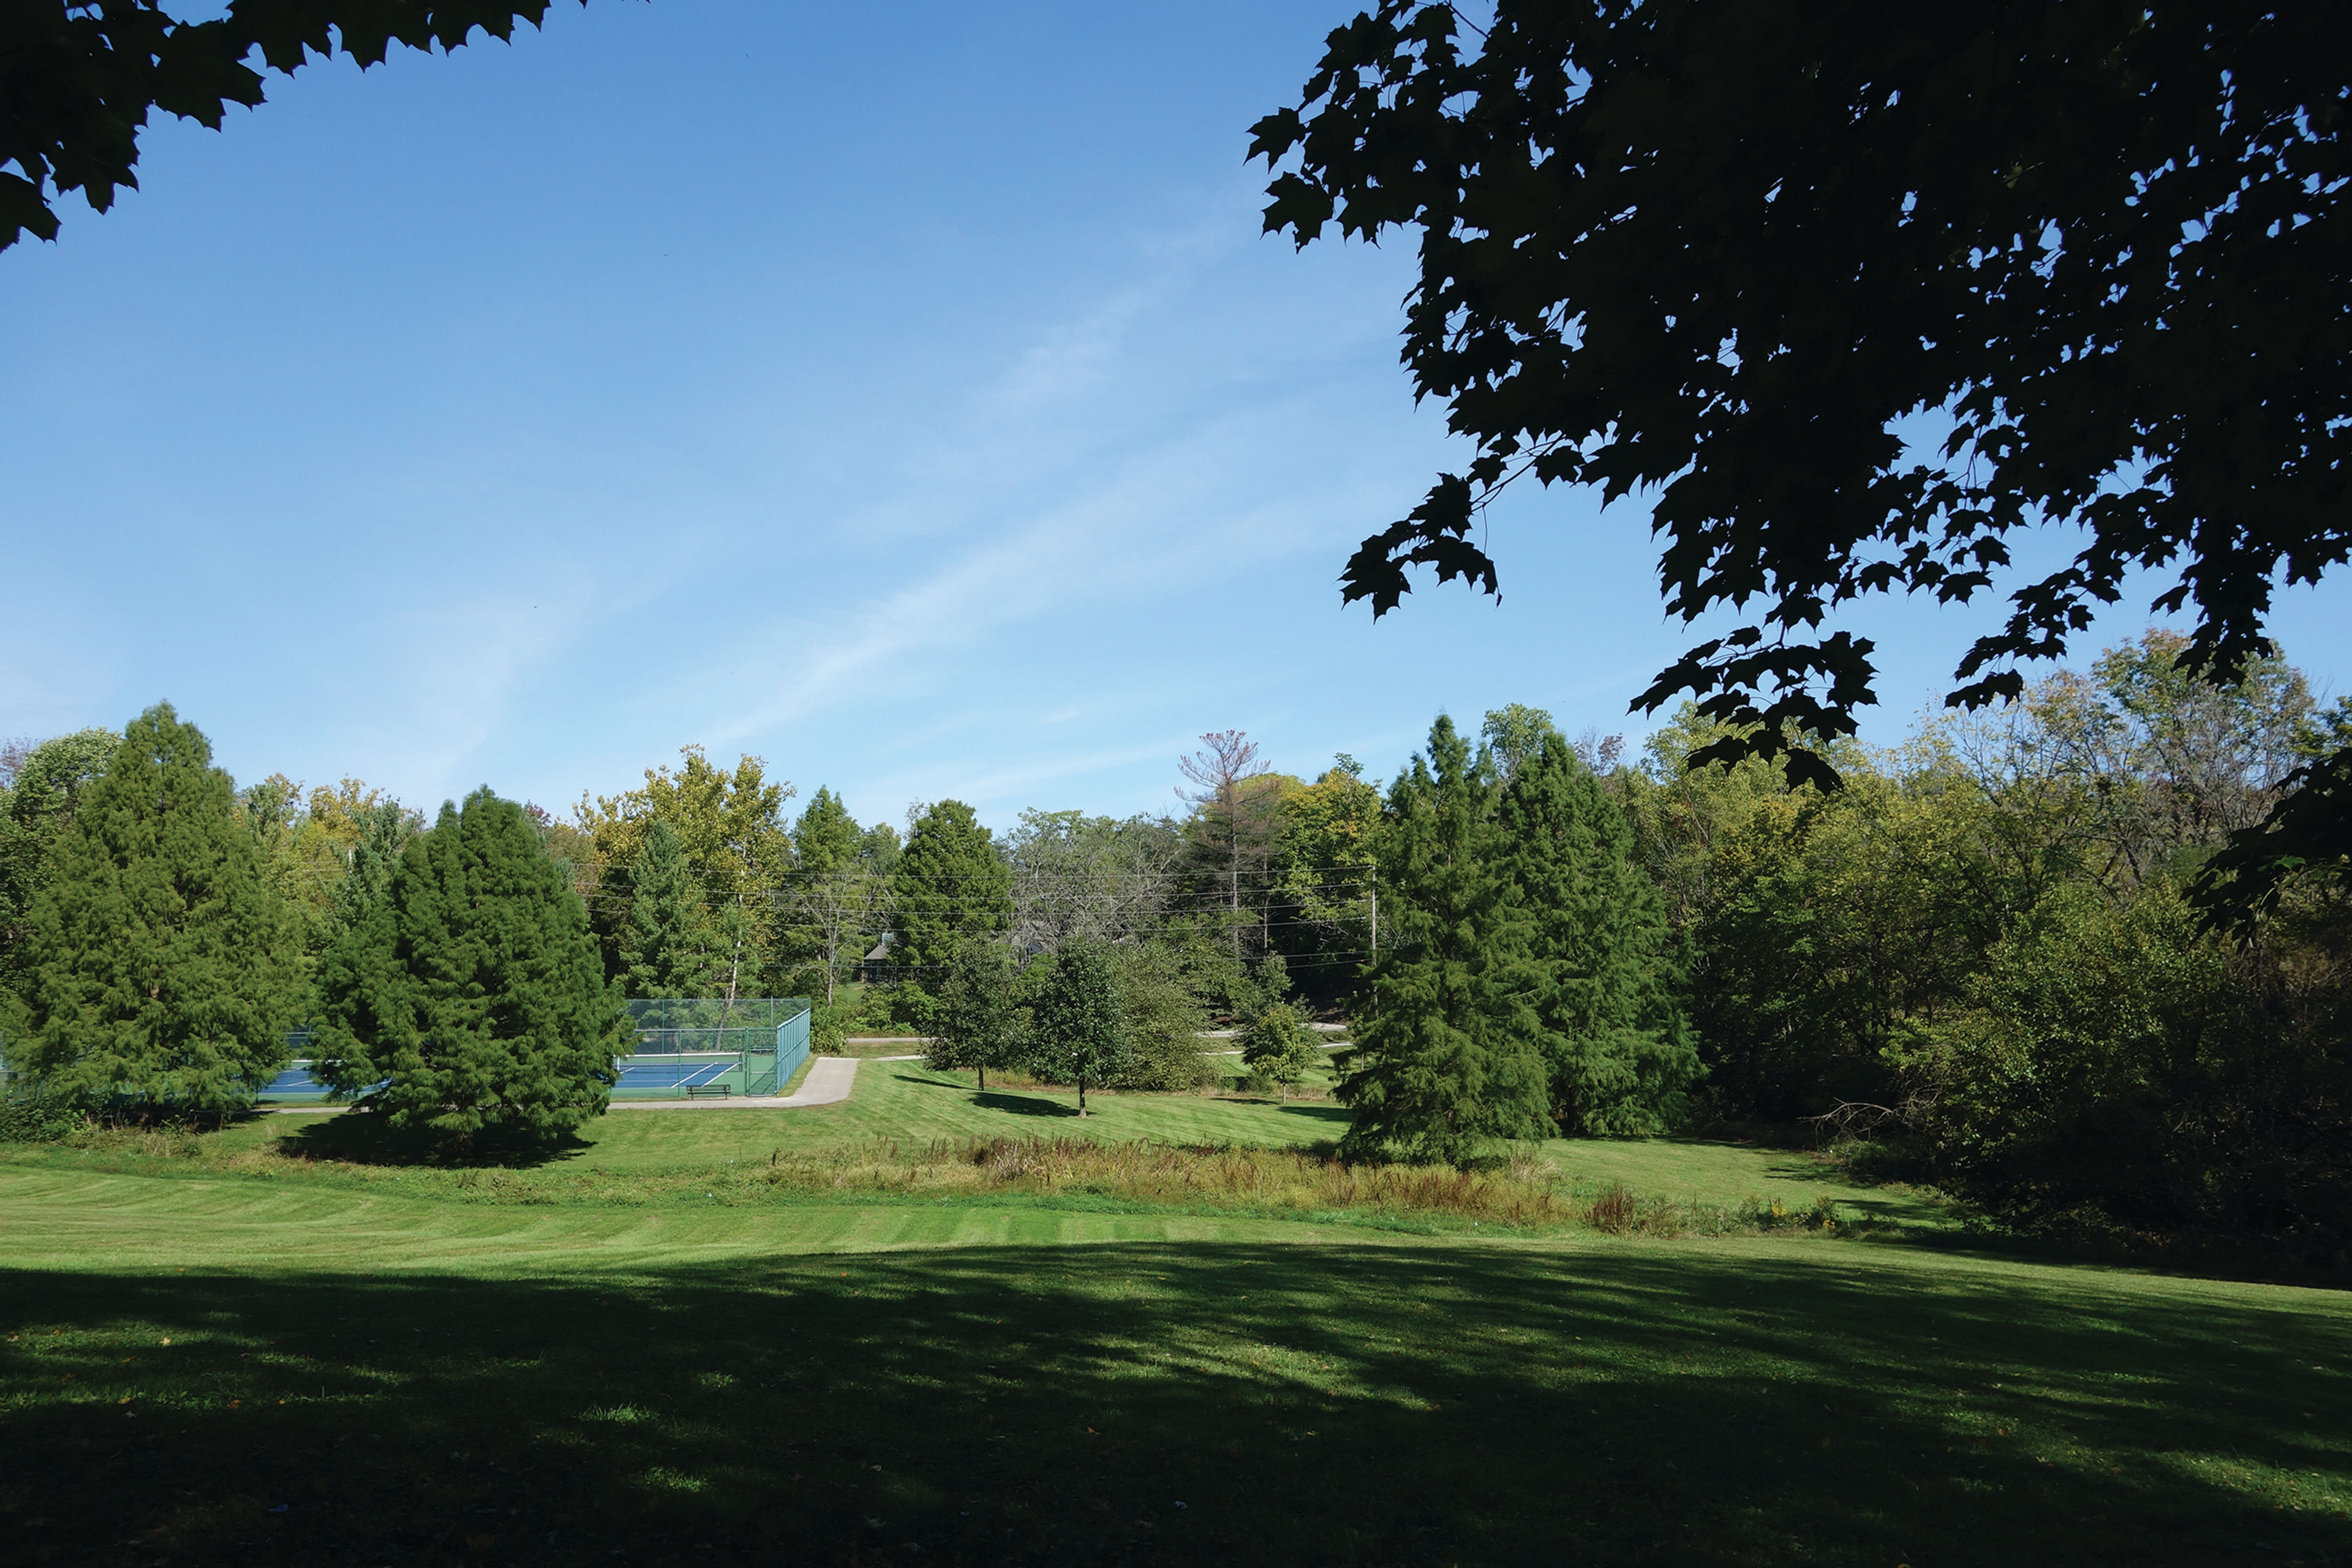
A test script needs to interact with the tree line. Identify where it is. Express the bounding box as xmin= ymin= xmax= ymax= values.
xmin=0 ymin=707 xmax=617 ymax=1151
xmin=4 ymin=630 xmax=2345 ymax=1248
xmin=1624 ymin=632 xmax=2352 ymax=1250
